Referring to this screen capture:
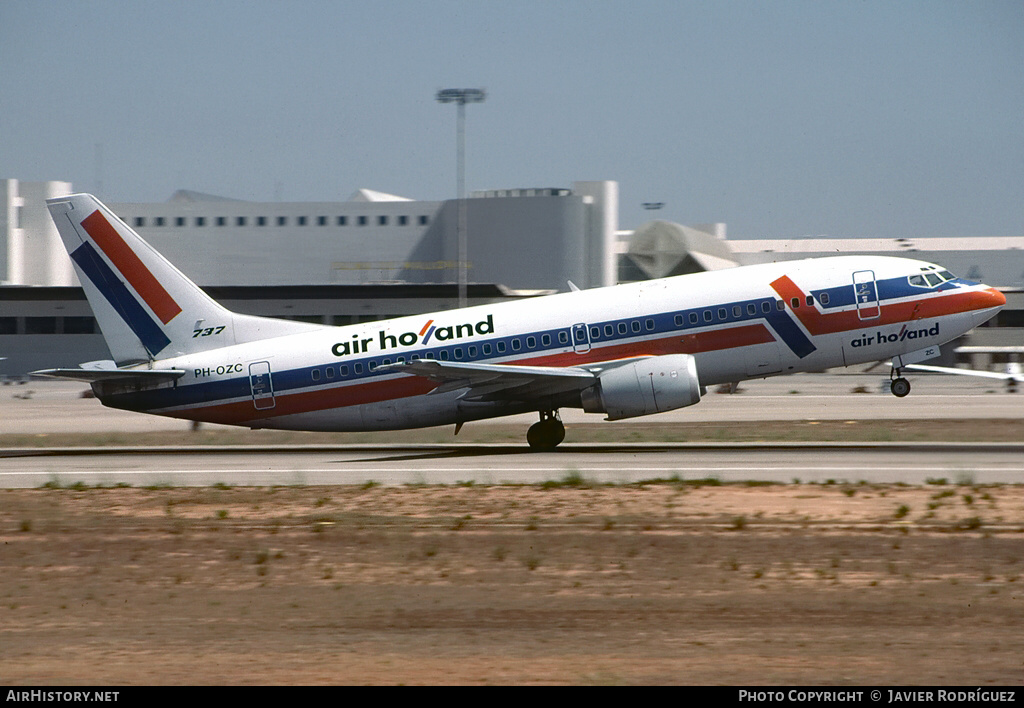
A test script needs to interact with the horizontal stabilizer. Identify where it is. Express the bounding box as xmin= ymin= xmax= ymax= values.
xmin=30 ymin=368 xmax=186 ymax=384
